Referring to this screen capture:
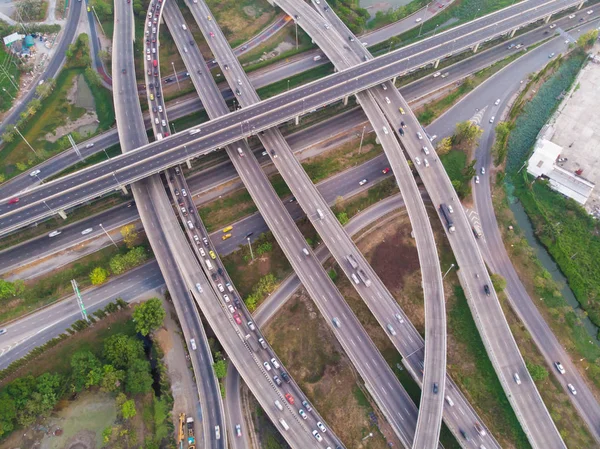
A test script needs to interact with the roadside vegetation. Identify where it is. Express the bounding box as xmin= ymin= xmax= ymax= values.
xmin=0 ymin=300 xmax=172 ymax=447
xmin=12 ymin=0 xmax=48 ymax=21
xmin=0 ymin=34 xmax=114 ymax=182
xmin=0 ymin=49 xmax=21 ymax=113
xmin=327 ymin=0 xmax=370 ymax=34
